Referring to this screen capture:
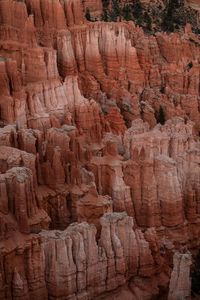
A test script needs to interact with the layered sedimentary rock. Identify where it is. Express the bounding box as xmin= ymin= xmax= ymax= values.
xmin=40 ymin=212 xmax=162 ymax=300
xmin=168 ymin=252 xmax=192 ymax=300
xmin=0 ymin=0 xmax=200 ymax=299
xmin=186 ymin=0 xmax=200 ymax=11
xmin=122 ymin=118 xmax=200 ymax=237
xmin=0 ymin=234 xmax=48 ymax=300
